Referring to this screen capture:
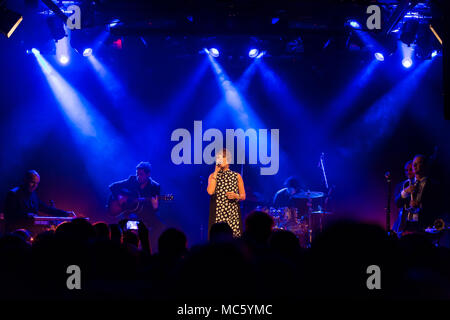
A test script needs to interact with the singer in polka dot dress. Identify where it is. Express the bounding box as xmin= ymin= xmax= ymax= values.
xmin=207 ymin=148 xmax=246 ymax=238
